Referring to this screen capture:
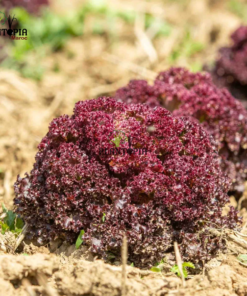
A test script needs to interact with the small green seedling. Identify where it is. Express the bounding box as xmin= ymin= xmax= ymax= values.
xmin=0 ymin=204 xmax=24 ymax=235
xmin=171 ymin=262 xmax=195 ymax=278
xmin=130 ymin=262 xmax=134 ymax=267
xmin=237 ymin=254 xmax=247 ymax=266
xmin=102 ymin=212 xmax=106 ymax=222
xmin=150 ymin=258 xmax=165 ymax=272
xmin=107 ymin=251 xmax=116 ymax=260
xmin=75 ymin=229 xmax=85 ymax=249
